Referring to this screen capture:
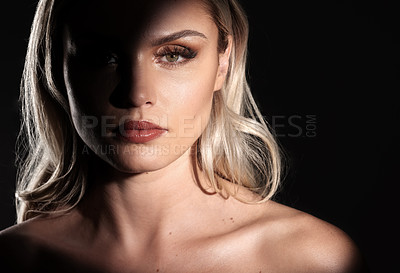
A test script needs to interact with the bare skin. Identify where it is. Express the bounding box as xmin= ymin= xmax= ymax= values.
xmin=0 ymin=0 xmax=367 ymax=272
xmin=0 ymin=186 xmax=365 ymax=273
